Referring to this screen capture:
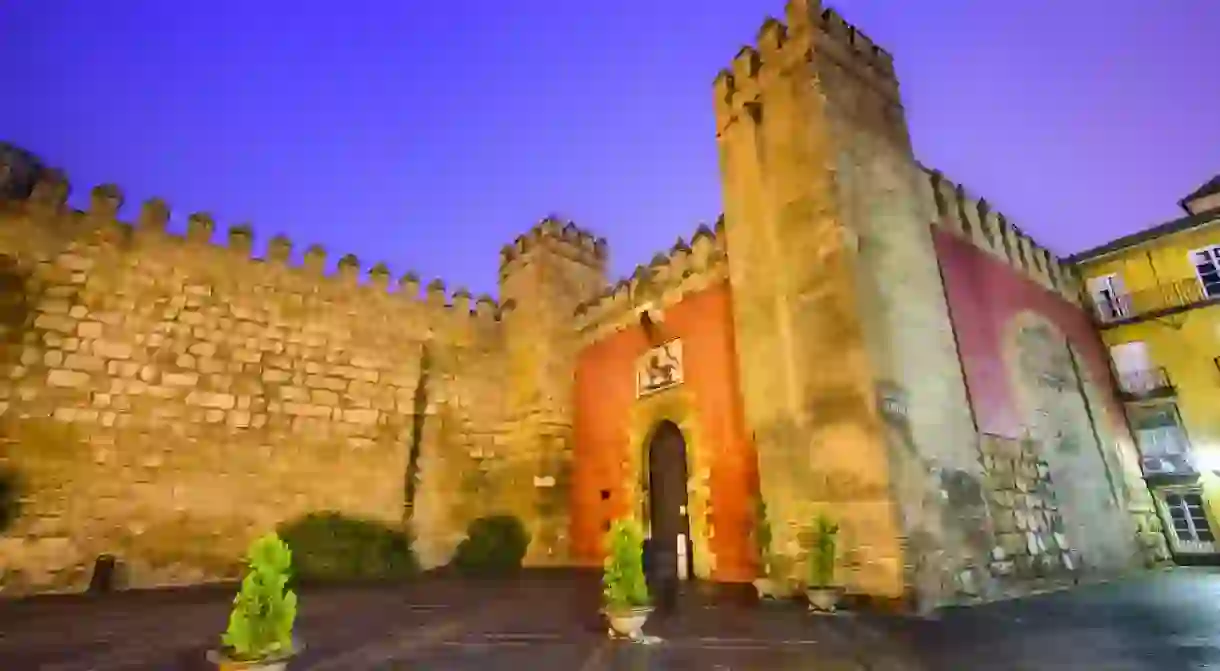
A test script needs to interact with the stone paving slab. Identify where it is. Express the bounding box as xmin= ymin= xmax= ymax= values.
xmin=1 ymin=569 xmax=1219 ymax=669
